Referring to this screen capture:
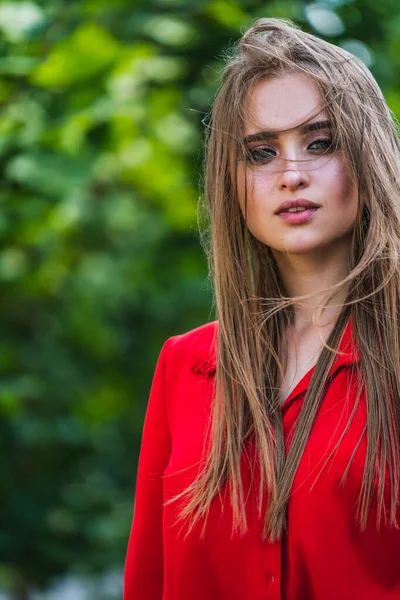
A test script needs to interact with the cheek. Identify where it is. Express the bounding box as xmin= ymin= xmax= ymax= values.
xmin=237 ymin=168 xmax=273 ymax=218
xmin=325 ymin=159 xmax=359 ymax=221
xmin=237 ymin=166 xmax=254 ymax=216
